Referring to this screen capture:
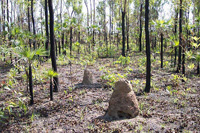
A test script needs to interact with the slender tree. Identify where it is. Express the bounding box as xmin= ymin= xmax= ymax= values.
xmin=93 ymin=0 xmax=95 ymax=46
xmin=70 ymin=26 xmax=72 ymax=57
xmin=126 ymin=0 xmax=130 ymax=52
xmin=174 ymin=10 xmax=178 ymax=67
xmin=177 ymin=0 xmax=182 ymax=73
xmin=161 ymin=33 xmax=163 ymax=68
xmin=48 ymin=0 xmax=59 ymax=92
xmin=139 ymin=3 xmax=143 ymax=52
xmin=28 ymin=0 xmax=31 ymax=48
xmin=45 ymin=0 xmax=49 ymax=53
xmin=144 ymin=0 xmax=151 ymax=93
xmin=121 ymin=0 xmax=127 ymax=57
xmin=31 ymin=0 xmax=36 ymax=49
xmin=29 ymin=63 xmax=33 ymax=105
xmin=104 ymin=0 xmax=108 ymax=57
